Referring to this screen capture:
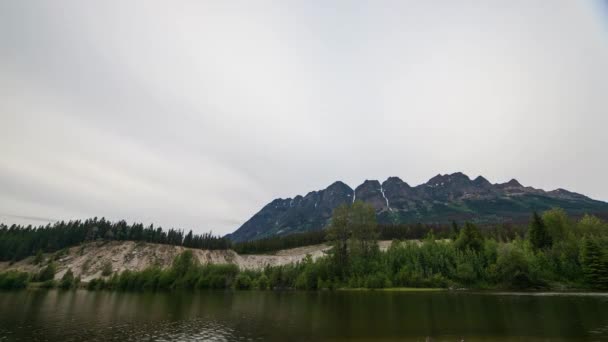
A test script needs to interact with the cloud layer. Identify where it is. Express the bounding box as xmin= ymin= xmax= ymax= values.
xmin=1 ymin=1 xmax=607 ymax=234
